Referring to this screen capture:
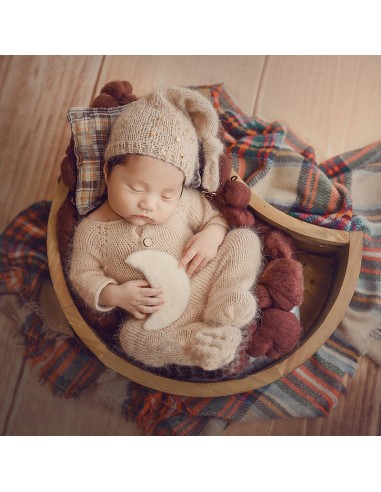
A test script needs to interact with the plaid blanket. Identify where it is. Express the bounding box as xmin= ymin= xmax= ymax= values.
xmin=0 ymin=202 xmax=105 ymax=397
xmin=1 ymin=84 xmax=379 ymax=435
xmin=209 ymin=83 xmax=380 ymax=353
